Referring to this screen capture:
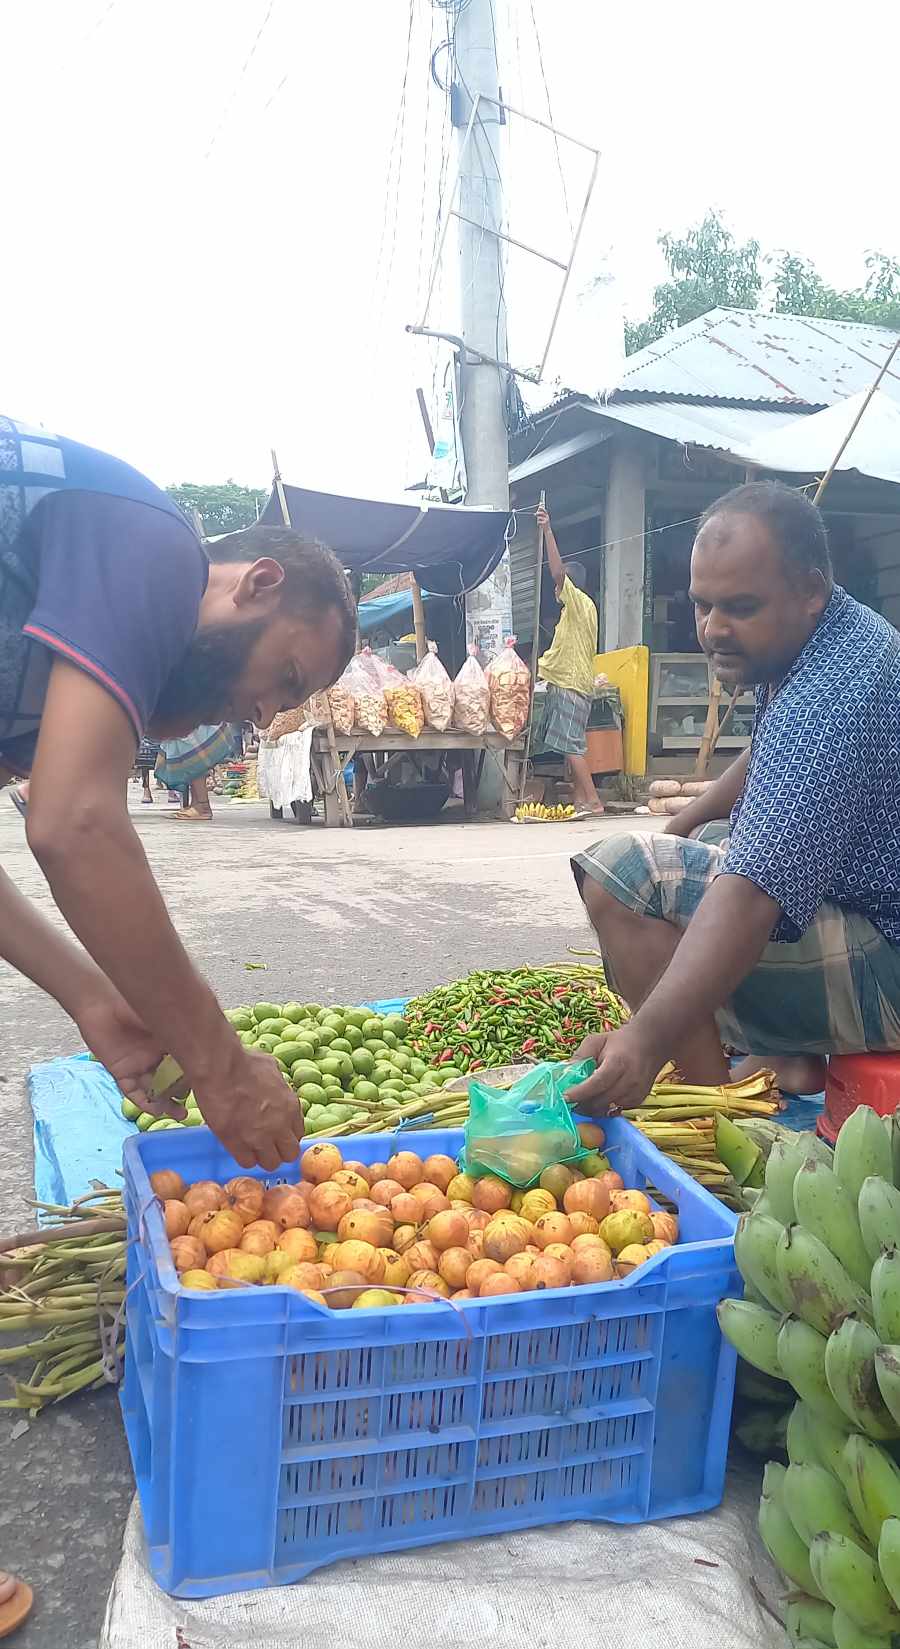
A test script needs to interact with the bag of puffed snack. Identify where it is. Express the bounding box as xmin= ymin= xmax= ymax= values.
xmin=452 ymin=645 xmax=491 ymax=736
xmin=380 ymin=661 xmax=425 ymax=739
xmin=341 ymin=655 xmax=386 ymax=736
xmin=409 ymin=642 xmax=454 ymax=731
xmin=326 ymin=676 xmax=356 ymax=735
xmin=486 ymin=636 xmax=532 ymax=739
